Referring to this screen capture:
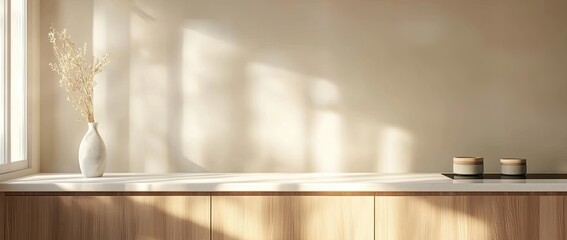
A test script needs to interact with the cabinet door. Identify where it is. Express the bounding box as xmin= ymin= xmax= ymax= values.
xmin=375 ymin=195 xmax=565 ymax=240
xmin=212 ymin=196 xmax=374 ymax=240
xmin=539 ymin=196 xmax=566 ymax=240
xmin=5 ymin=195 xmax=210 ymax=240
